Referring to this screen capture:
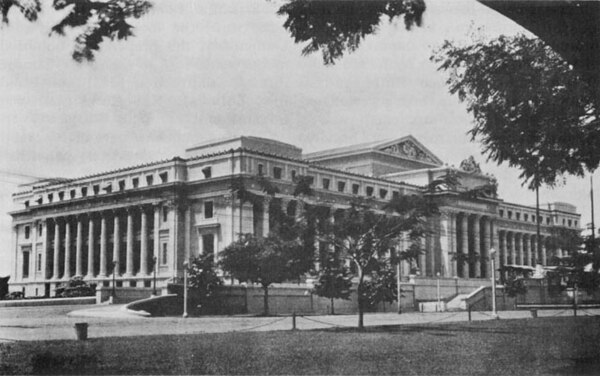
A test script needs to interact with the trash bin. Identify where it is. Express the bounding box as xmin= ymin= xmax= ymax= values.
xmin=530 ymin=309 xmax=538 ymax=318
xmin=74 ymin=322 xmax=88 ymax=340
